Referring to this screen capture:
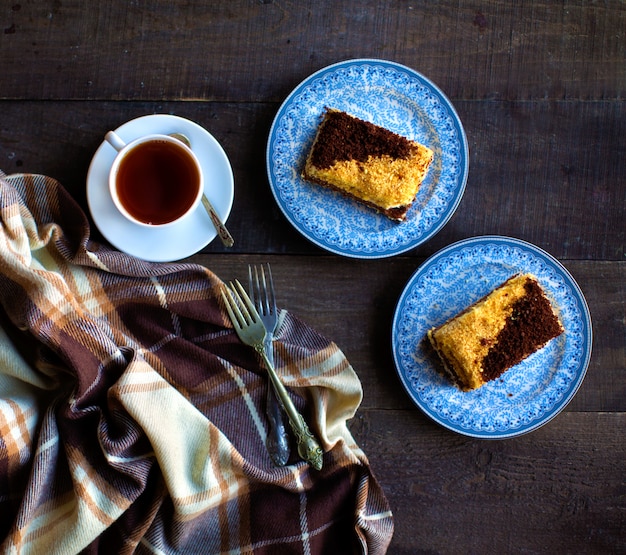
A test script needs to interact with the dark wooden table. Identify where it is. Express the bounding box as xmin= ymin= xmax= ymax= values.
xmin=2 ymin=2 xmax=624 ymax=553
